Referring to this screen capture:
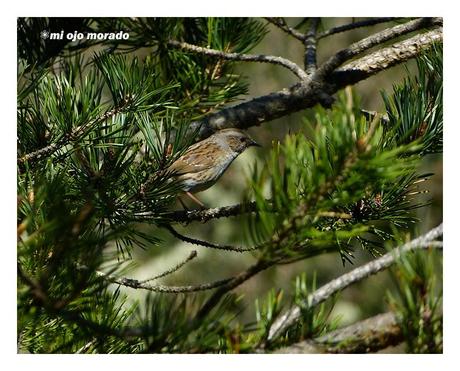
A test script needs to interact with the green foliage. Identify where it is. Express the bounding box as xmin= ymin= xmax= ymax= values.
xmin=91 ymin=17 xmax=267 ymax=119
xmin=252 ymin=273 xmax=339 ymax=350
xmin=246 ymin=89 xmax=423 ymax=264
xmin=253 ymin=289 xmax=285 ymax=347
xmin=287 ymin=273 xmax=339 ymax=340
xmin=132 ymin=293 xmax=239 ymax=353
xmin=387 ymin=249 xmax=443 ymax=353
xmin=18 ymin=287 xmax=141 ymax=353
xmin=94 ymin=53 xmax=178 ymax=111
xmin=381 ymin=45 xmax=443 ymax=156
